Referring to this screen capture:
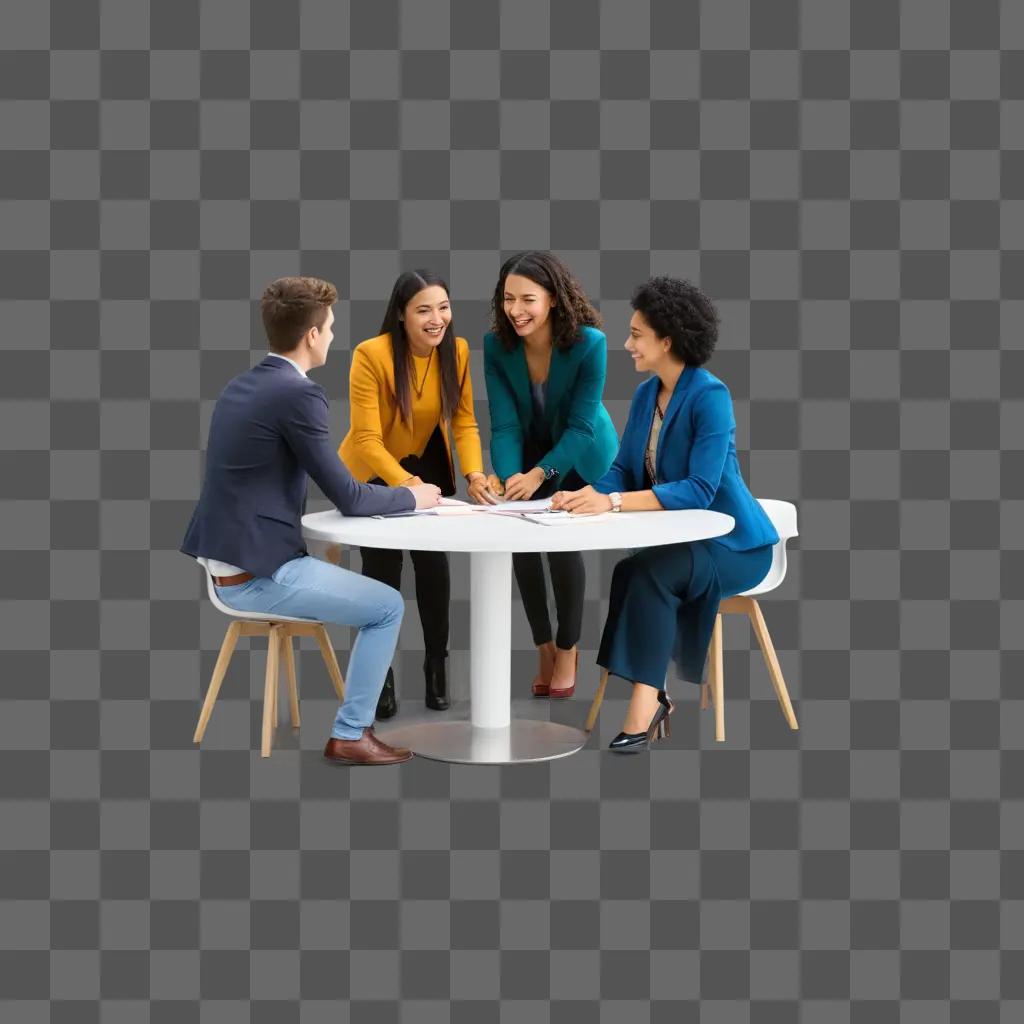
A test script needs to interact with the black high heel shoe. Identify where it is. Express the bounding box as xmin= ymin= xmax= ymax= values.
xmin=424 ymin=654 xmax=449 ymax=711
xmin=609 ymin=690 xmax=674 ymax=754
xmin=375 ymin=667 xmax=398 ymax=720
